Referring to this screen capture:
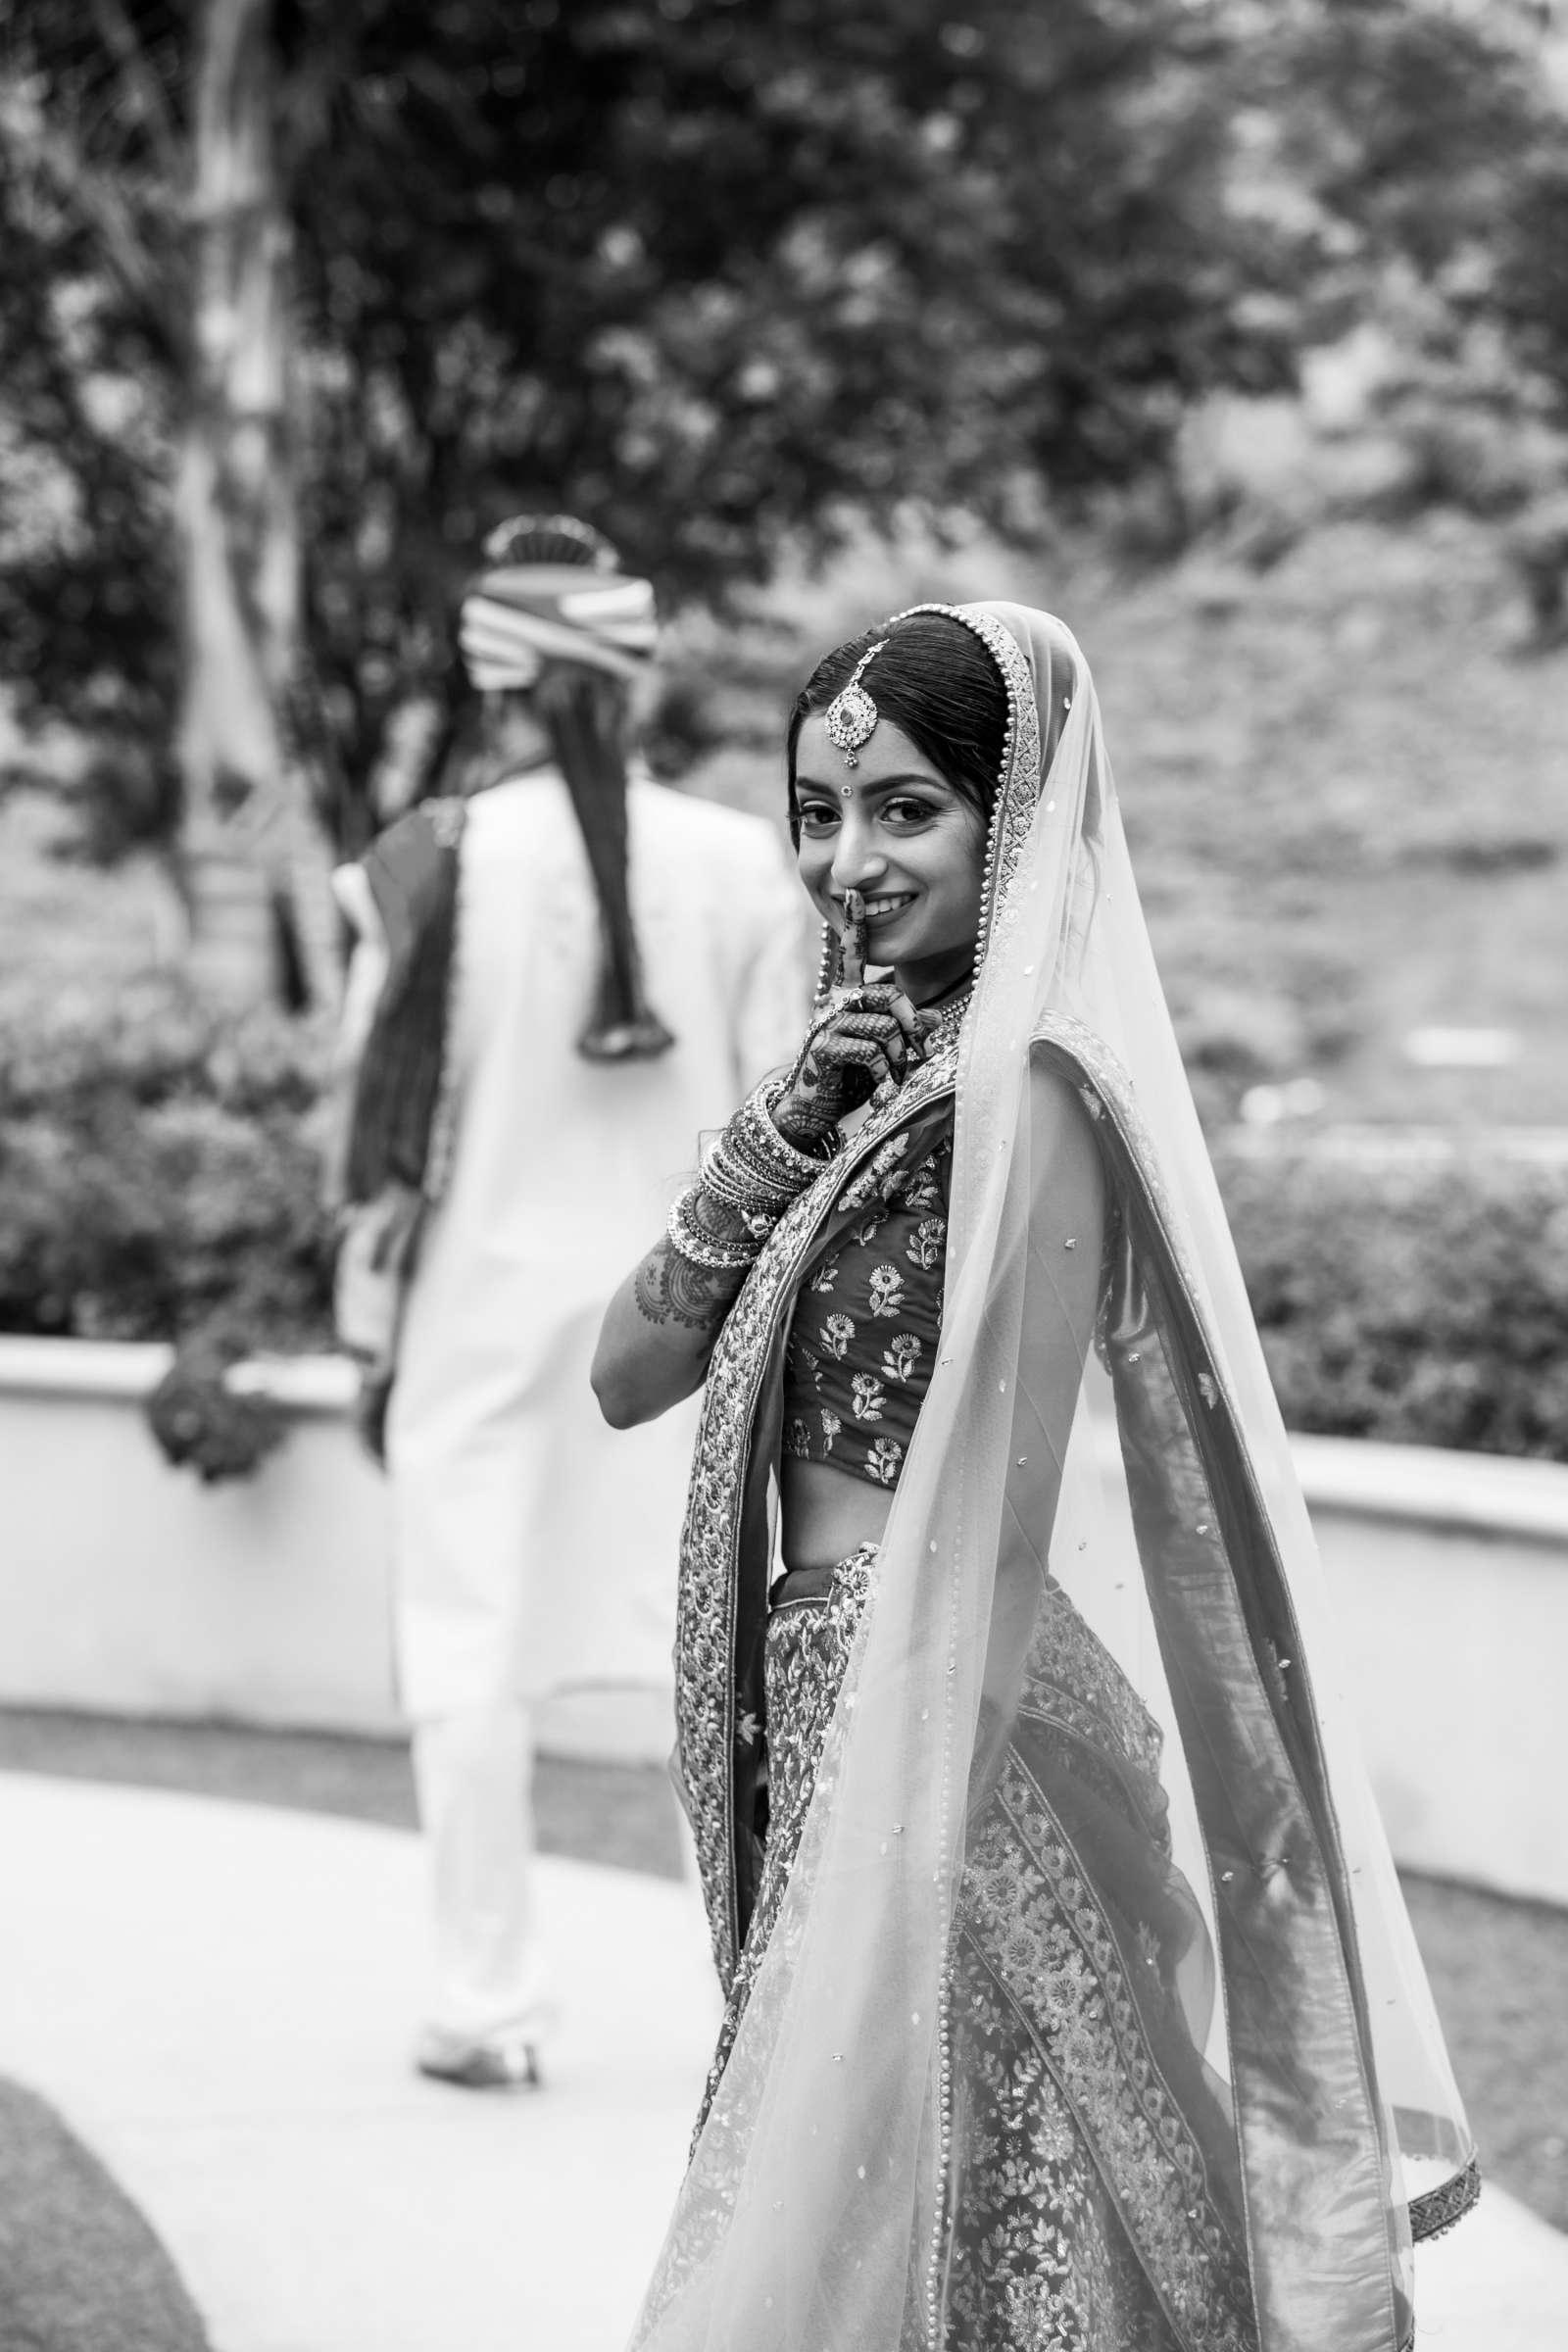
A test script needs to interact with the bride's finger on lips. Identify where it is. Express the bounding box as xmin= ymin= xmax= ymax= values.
xmin=839 ymin=887 xmax=868 ymax=988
